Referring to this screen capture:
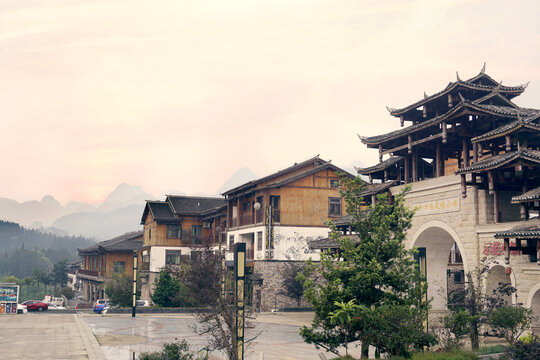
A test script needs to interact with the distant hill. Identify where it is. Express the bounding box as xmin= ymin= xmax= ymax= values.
xmin=215 ymin=167 xmax=258 ymax=195
xmin=52 ymin=204 xmax=144 ymax=240
xmin=0 ymin=219 xmax=94 ymax=254
xmin=0 ymin=220 xmax=95 ymax=278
